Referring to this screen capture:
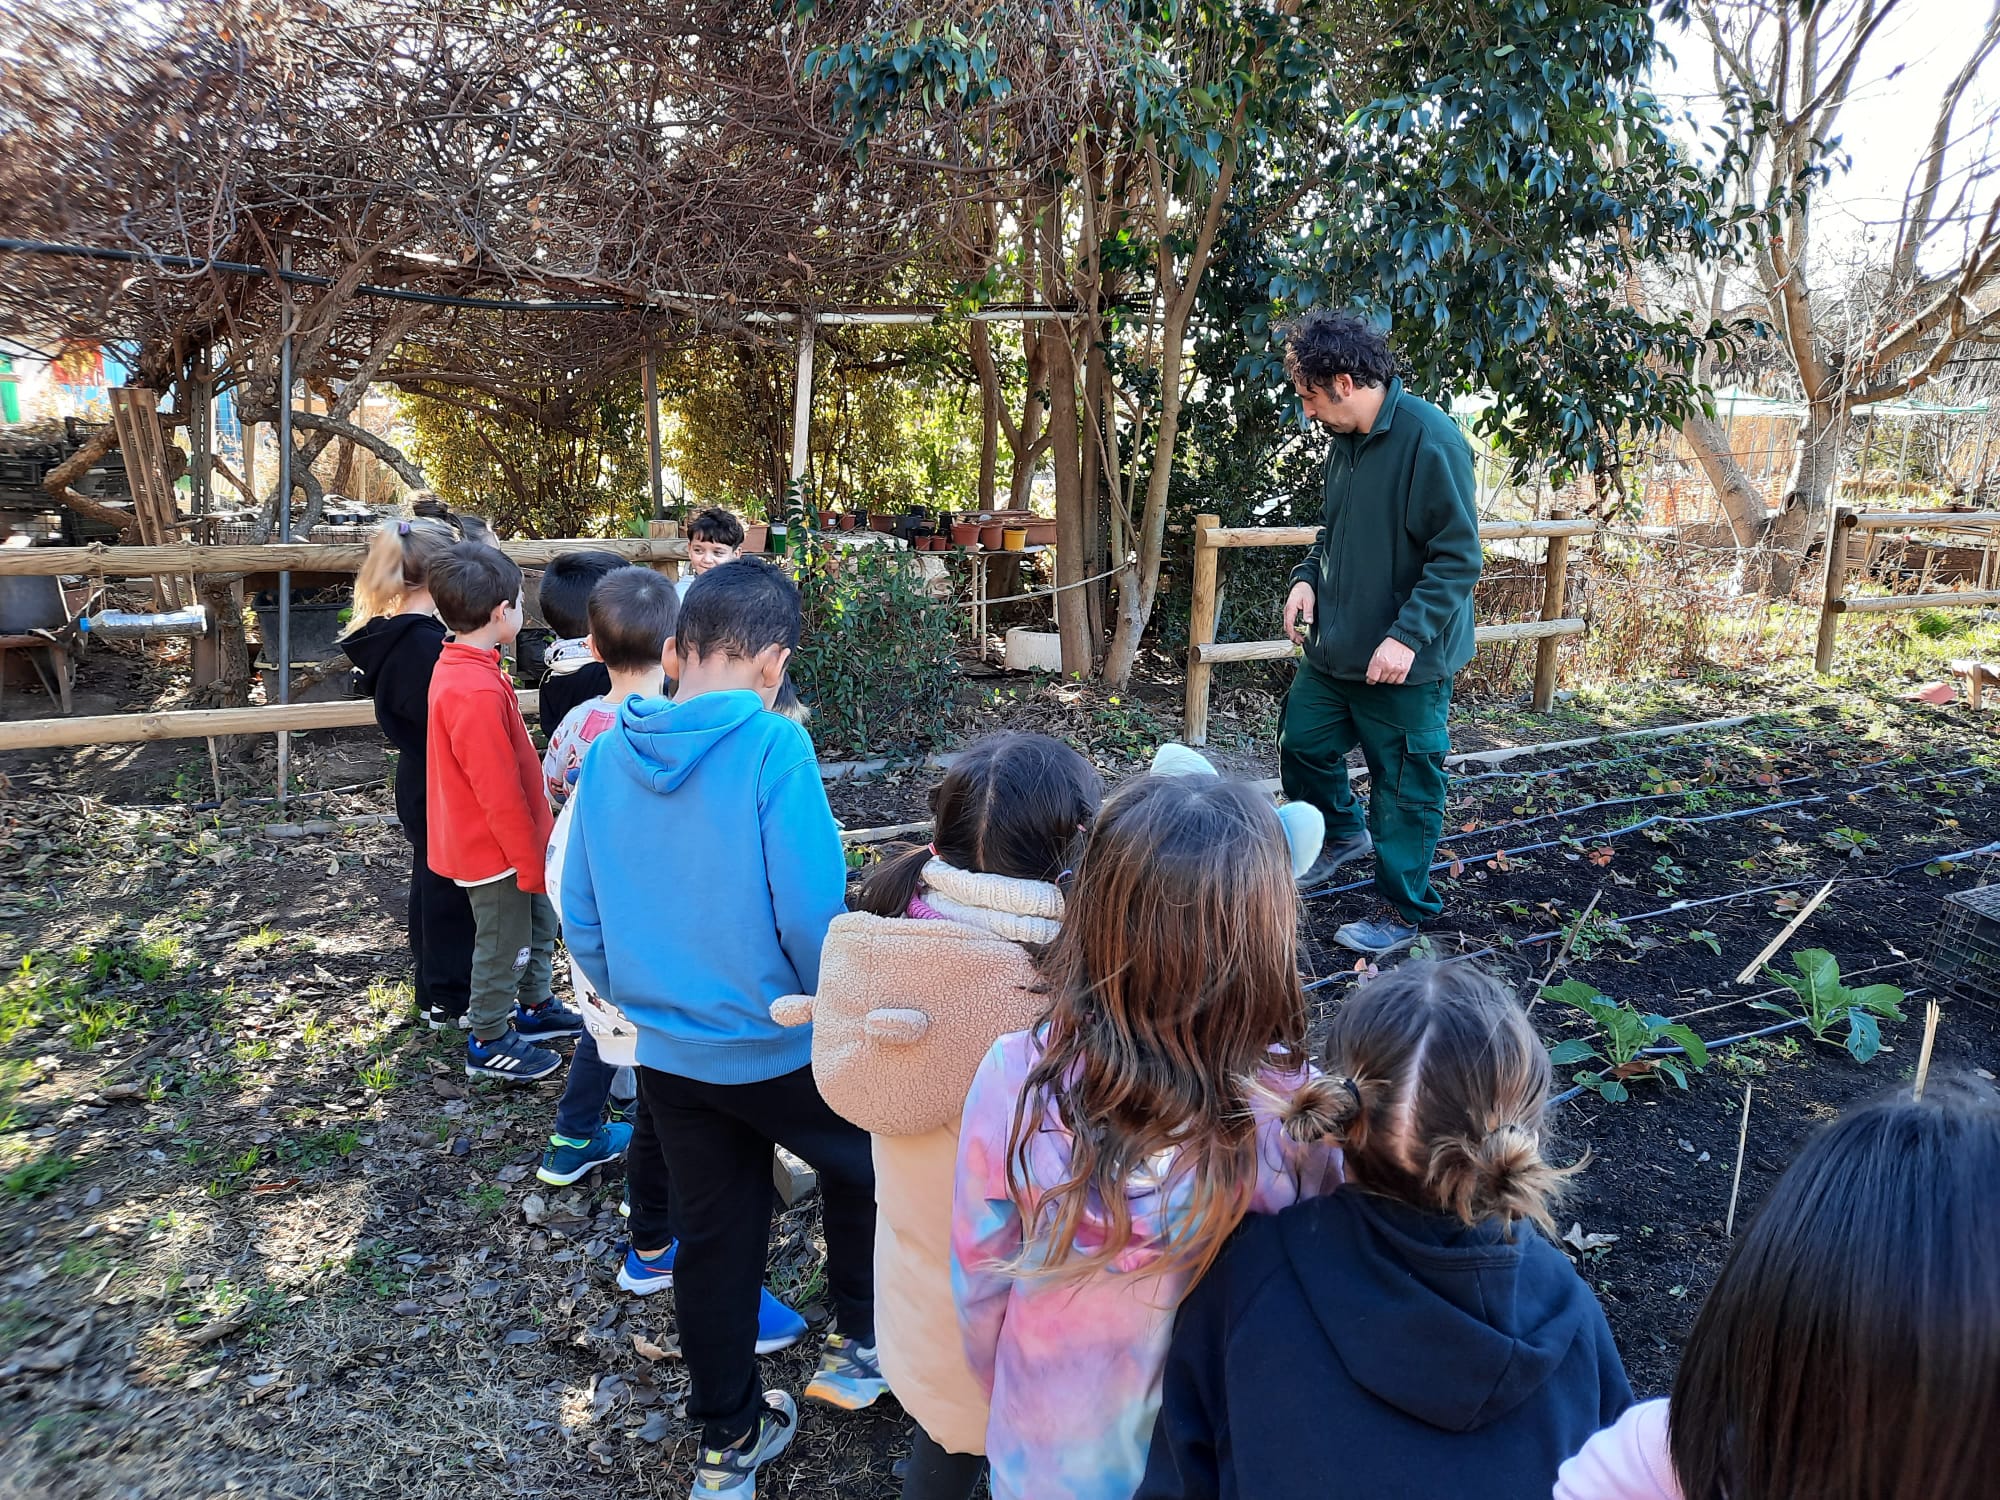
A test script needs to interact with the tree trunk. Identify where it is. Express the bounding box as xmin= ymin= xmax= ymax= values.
xmin=1100 ymin=297 xmax=1192 ymax=689
xmin=1080 ymin=329 xmax=1107 ymax=653
xmin=41 ymin=426 xmax=136 ymax=538
xmin=1047 ymin=325 xmax=1091 ymax=677
xmin=1768 ymin=401 xmax=1849 ymax=595
xmin=970 ymin=322 xmax=1000 ymax=513
xmin=1682 ymin=411 xmax=1769 ymax=546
